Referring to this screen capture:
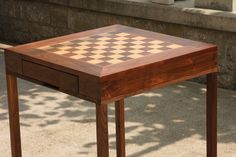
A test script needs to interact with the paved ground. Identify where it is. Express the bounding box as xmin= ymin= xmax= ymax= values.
xmin=0 ymin=49 xmax=235 ymax=157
